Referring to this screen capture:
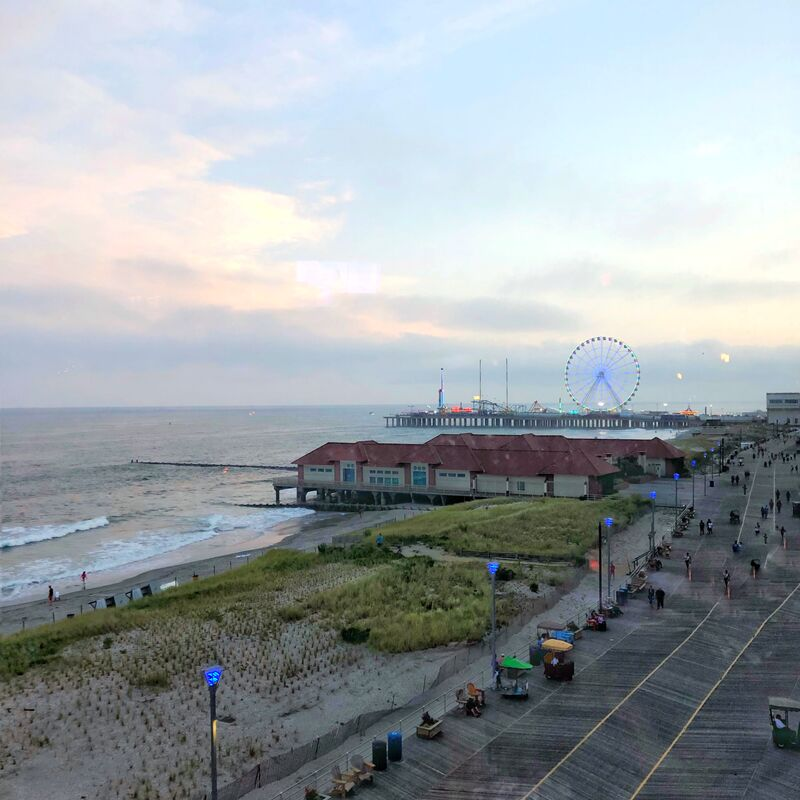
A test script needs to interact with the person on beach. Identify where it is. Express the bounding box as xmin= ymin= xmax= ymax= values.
xmin=48 ymin=585 xmax=54 ymax=605
xmin=81 ymin=570 xmax=87 ymax=589
xmin=648 ymin=585 xmax=655 ymax=607
xmin=655 ymin=588 xmax=665 ymax=609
